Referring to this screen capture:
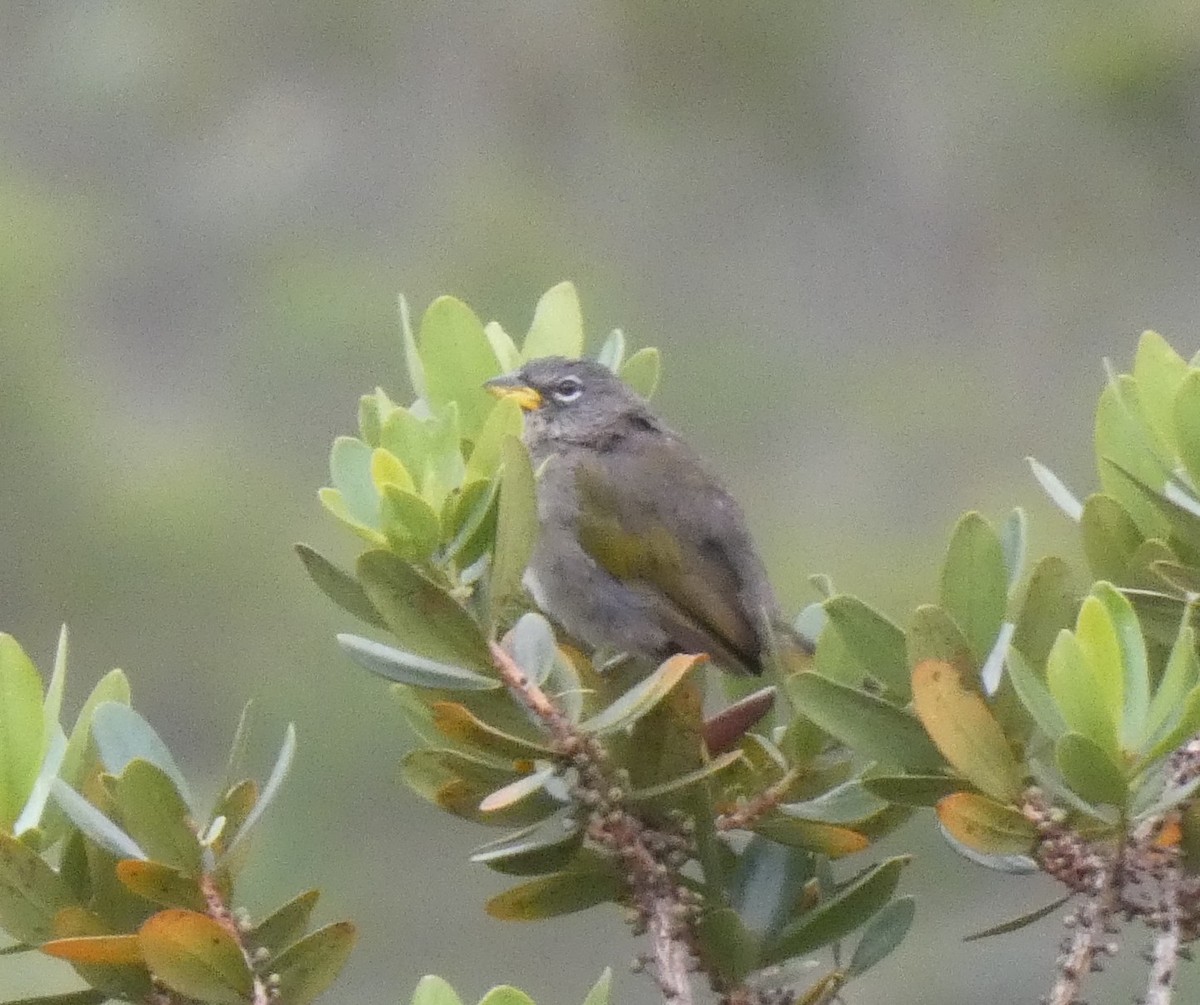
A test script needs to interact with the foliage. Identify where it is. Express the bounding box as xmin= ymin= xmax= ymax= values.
xmin=408 ymin=968 xmax=612 ymax=1005
xmin=796 ymin=332 xmax=1200 ymax=1004
xmin=301 ymin=282 xmax=915 ymax=1004
xmin=0 ymin=628 xmax=354 ymax=1005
